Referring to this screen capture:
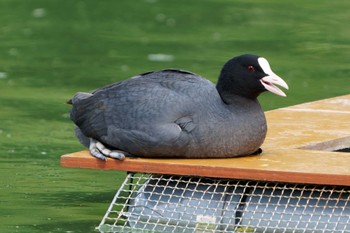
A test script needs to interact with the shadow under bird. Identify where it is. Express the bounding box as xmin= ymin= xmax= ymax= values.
xmin=68 ymin=54 xmax=288 ymax=160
